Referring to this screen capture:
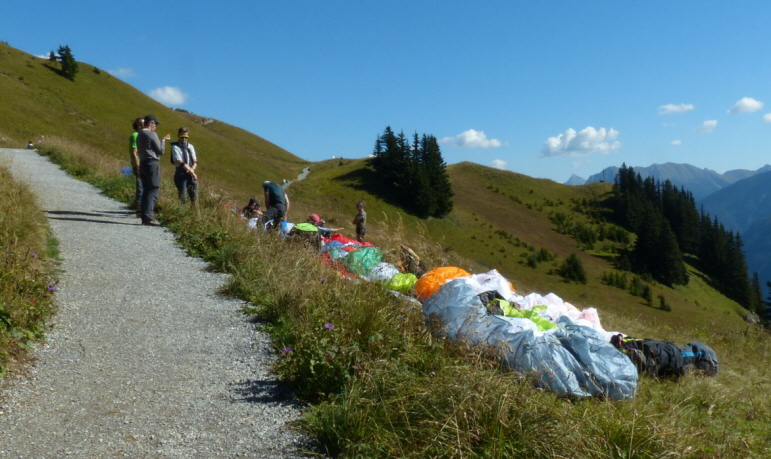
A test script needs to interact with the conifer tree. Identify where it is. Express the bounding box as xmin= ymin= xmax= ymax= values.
xmin=56 ymin=45 xmax=79 ymax=81
xmin=371 ymin=127 xmax=454 ymax=219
